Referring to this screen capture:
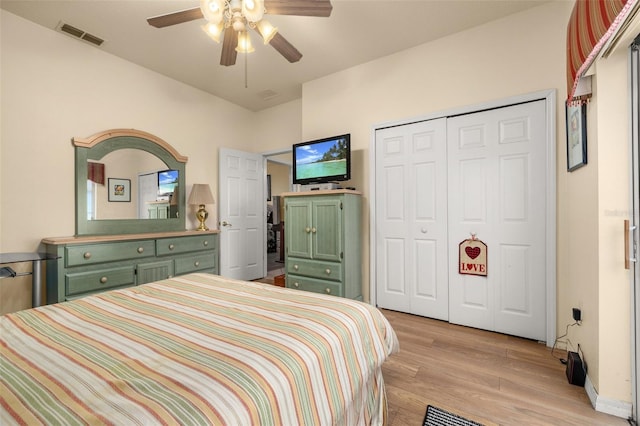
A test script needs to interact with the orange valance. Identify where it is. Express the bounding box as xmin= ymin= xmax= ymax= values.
xmin=566 ymin=0 xmax=634 ymax=103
